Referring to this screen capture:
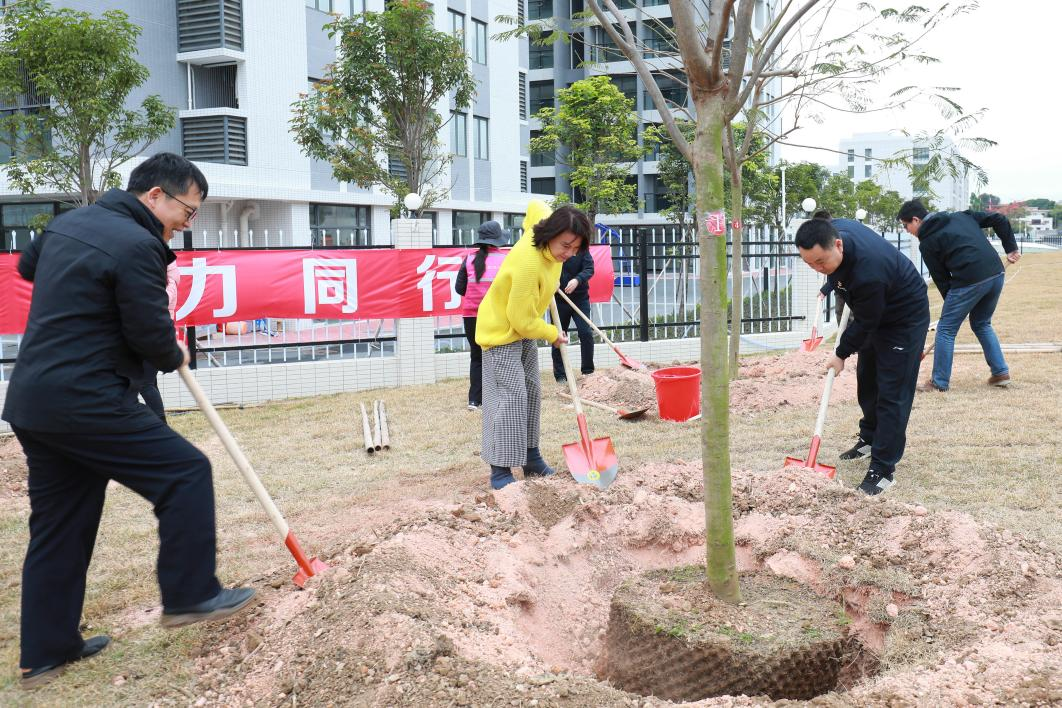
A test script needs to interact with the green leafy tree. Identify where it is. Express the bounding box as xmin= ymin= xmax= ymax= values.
xmin=762 ymin=161 xmax=831 ymax=230
xmin=970 ymin=192 xmax=1001 ymax=210
xmin=1024 ymin=198 xmax=1055 ymax=210
xmin=0 ymin=0 xmax=176 ymax=208
xmin=530 ymin=76 xmax=647 ymax=223
xmin=290 ymin=0 xmax=475 ymax=213
xmin=818 ymin=172 xmax=858 ymax=218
